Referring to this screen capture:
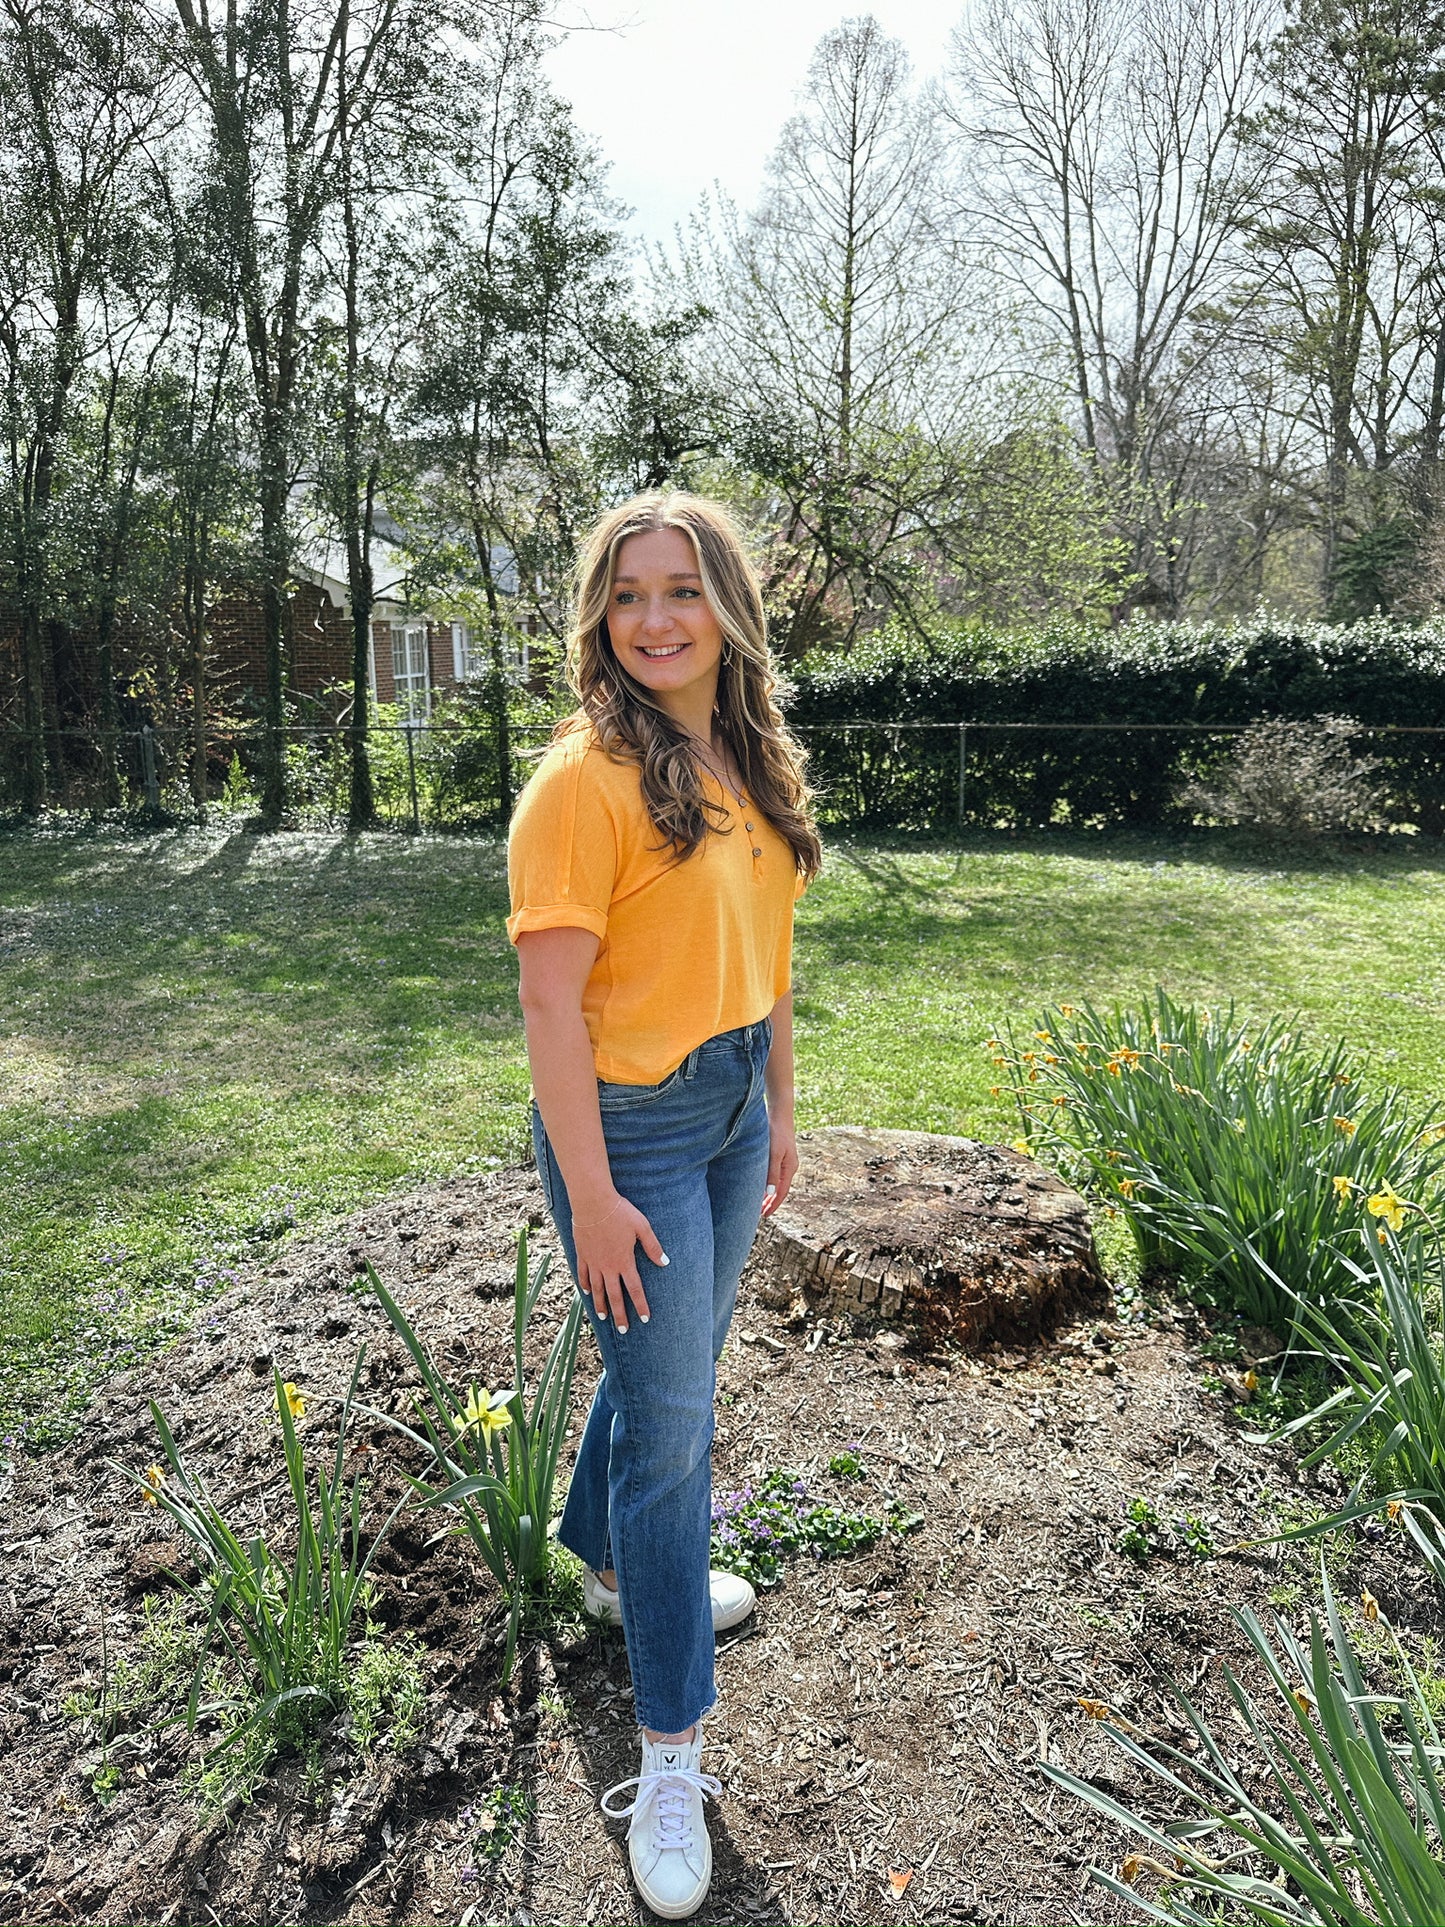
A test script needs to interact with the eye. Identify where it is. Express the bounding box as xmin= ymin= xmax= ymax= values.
xmin=613 ymin=590 xmax=638 ymax=604
xmin=673 ymin=587 xmax=701 ymax=600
